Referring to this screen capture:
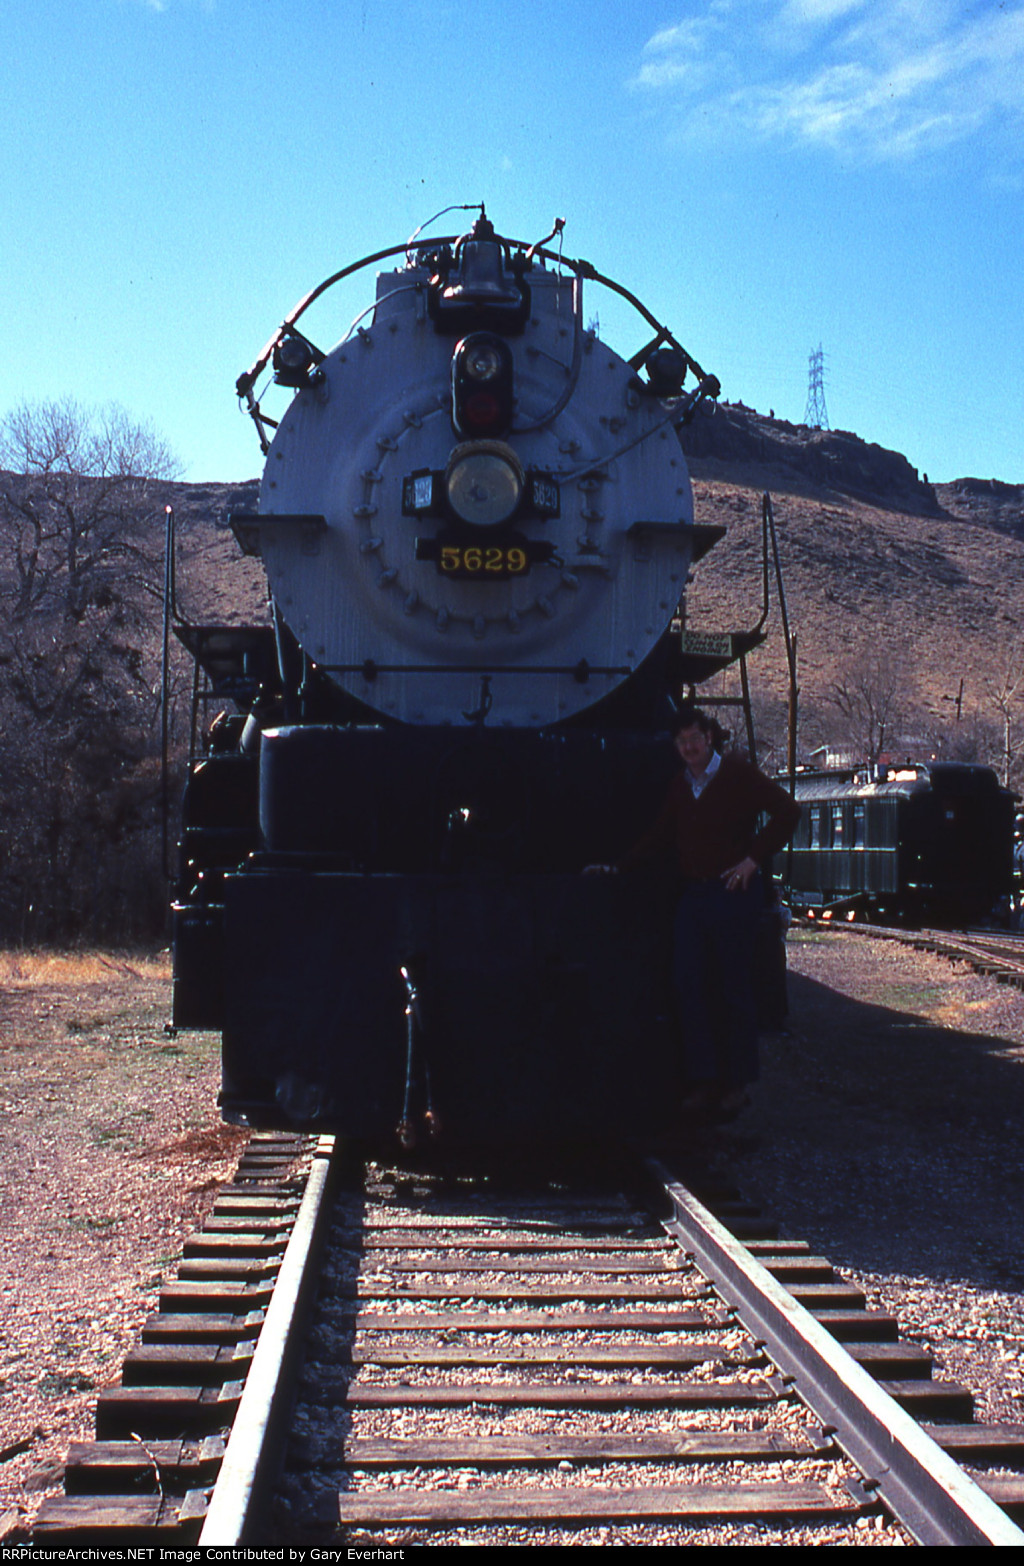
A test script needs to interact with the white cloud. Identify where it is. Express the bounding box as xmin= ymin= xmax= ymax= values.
xmin=634 ymin=11 xmax=732 ymax=90
xmin=631 ymin=2 xmax=1024 ymax=168
xmin=779 ymin=0 xmax=868 ymax=27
